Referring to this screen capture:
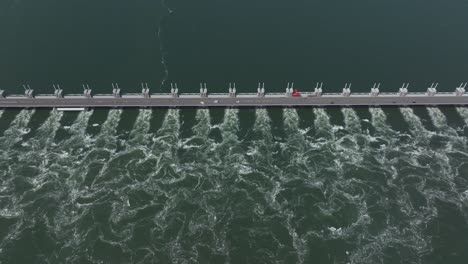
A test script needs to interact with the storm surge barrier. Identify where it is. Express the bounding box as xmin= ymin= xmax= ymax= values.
xmin=0 ymin=82 xmax=467 ymax=108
